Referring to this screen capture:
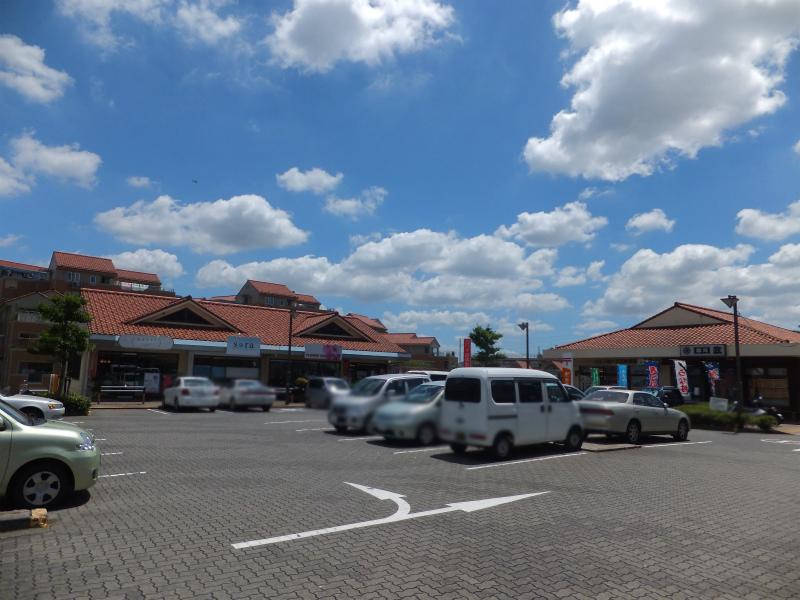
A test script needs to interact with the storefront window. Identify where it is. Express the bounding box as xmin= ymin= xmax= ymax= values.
xmin=94 ymin=352 xmax=179 ymax=394
xmin=193 ymin=355 xmax=259 ymax=385
xmin=268 ymin=359 xmax=342 ymax=386
xmin=18 ymin=362 xmax=53 ymax=383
